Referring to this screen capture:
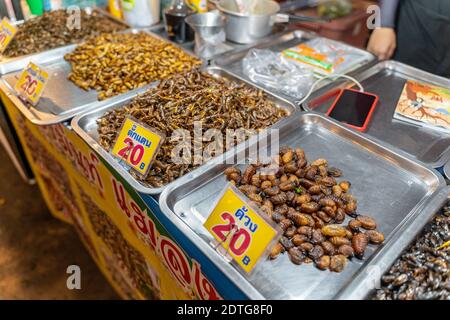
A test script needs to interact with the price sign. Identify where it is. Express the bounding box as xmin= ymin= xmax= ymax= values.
xmin=14 ymin=62 xmax=49 ymax=106
xmin=111 ymin=117 xmax=164 ymax=177
xmin=204 ymin=184 xmax=281 ymax=273
xmin=0 ymin=17 xmax=17 ymax=53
